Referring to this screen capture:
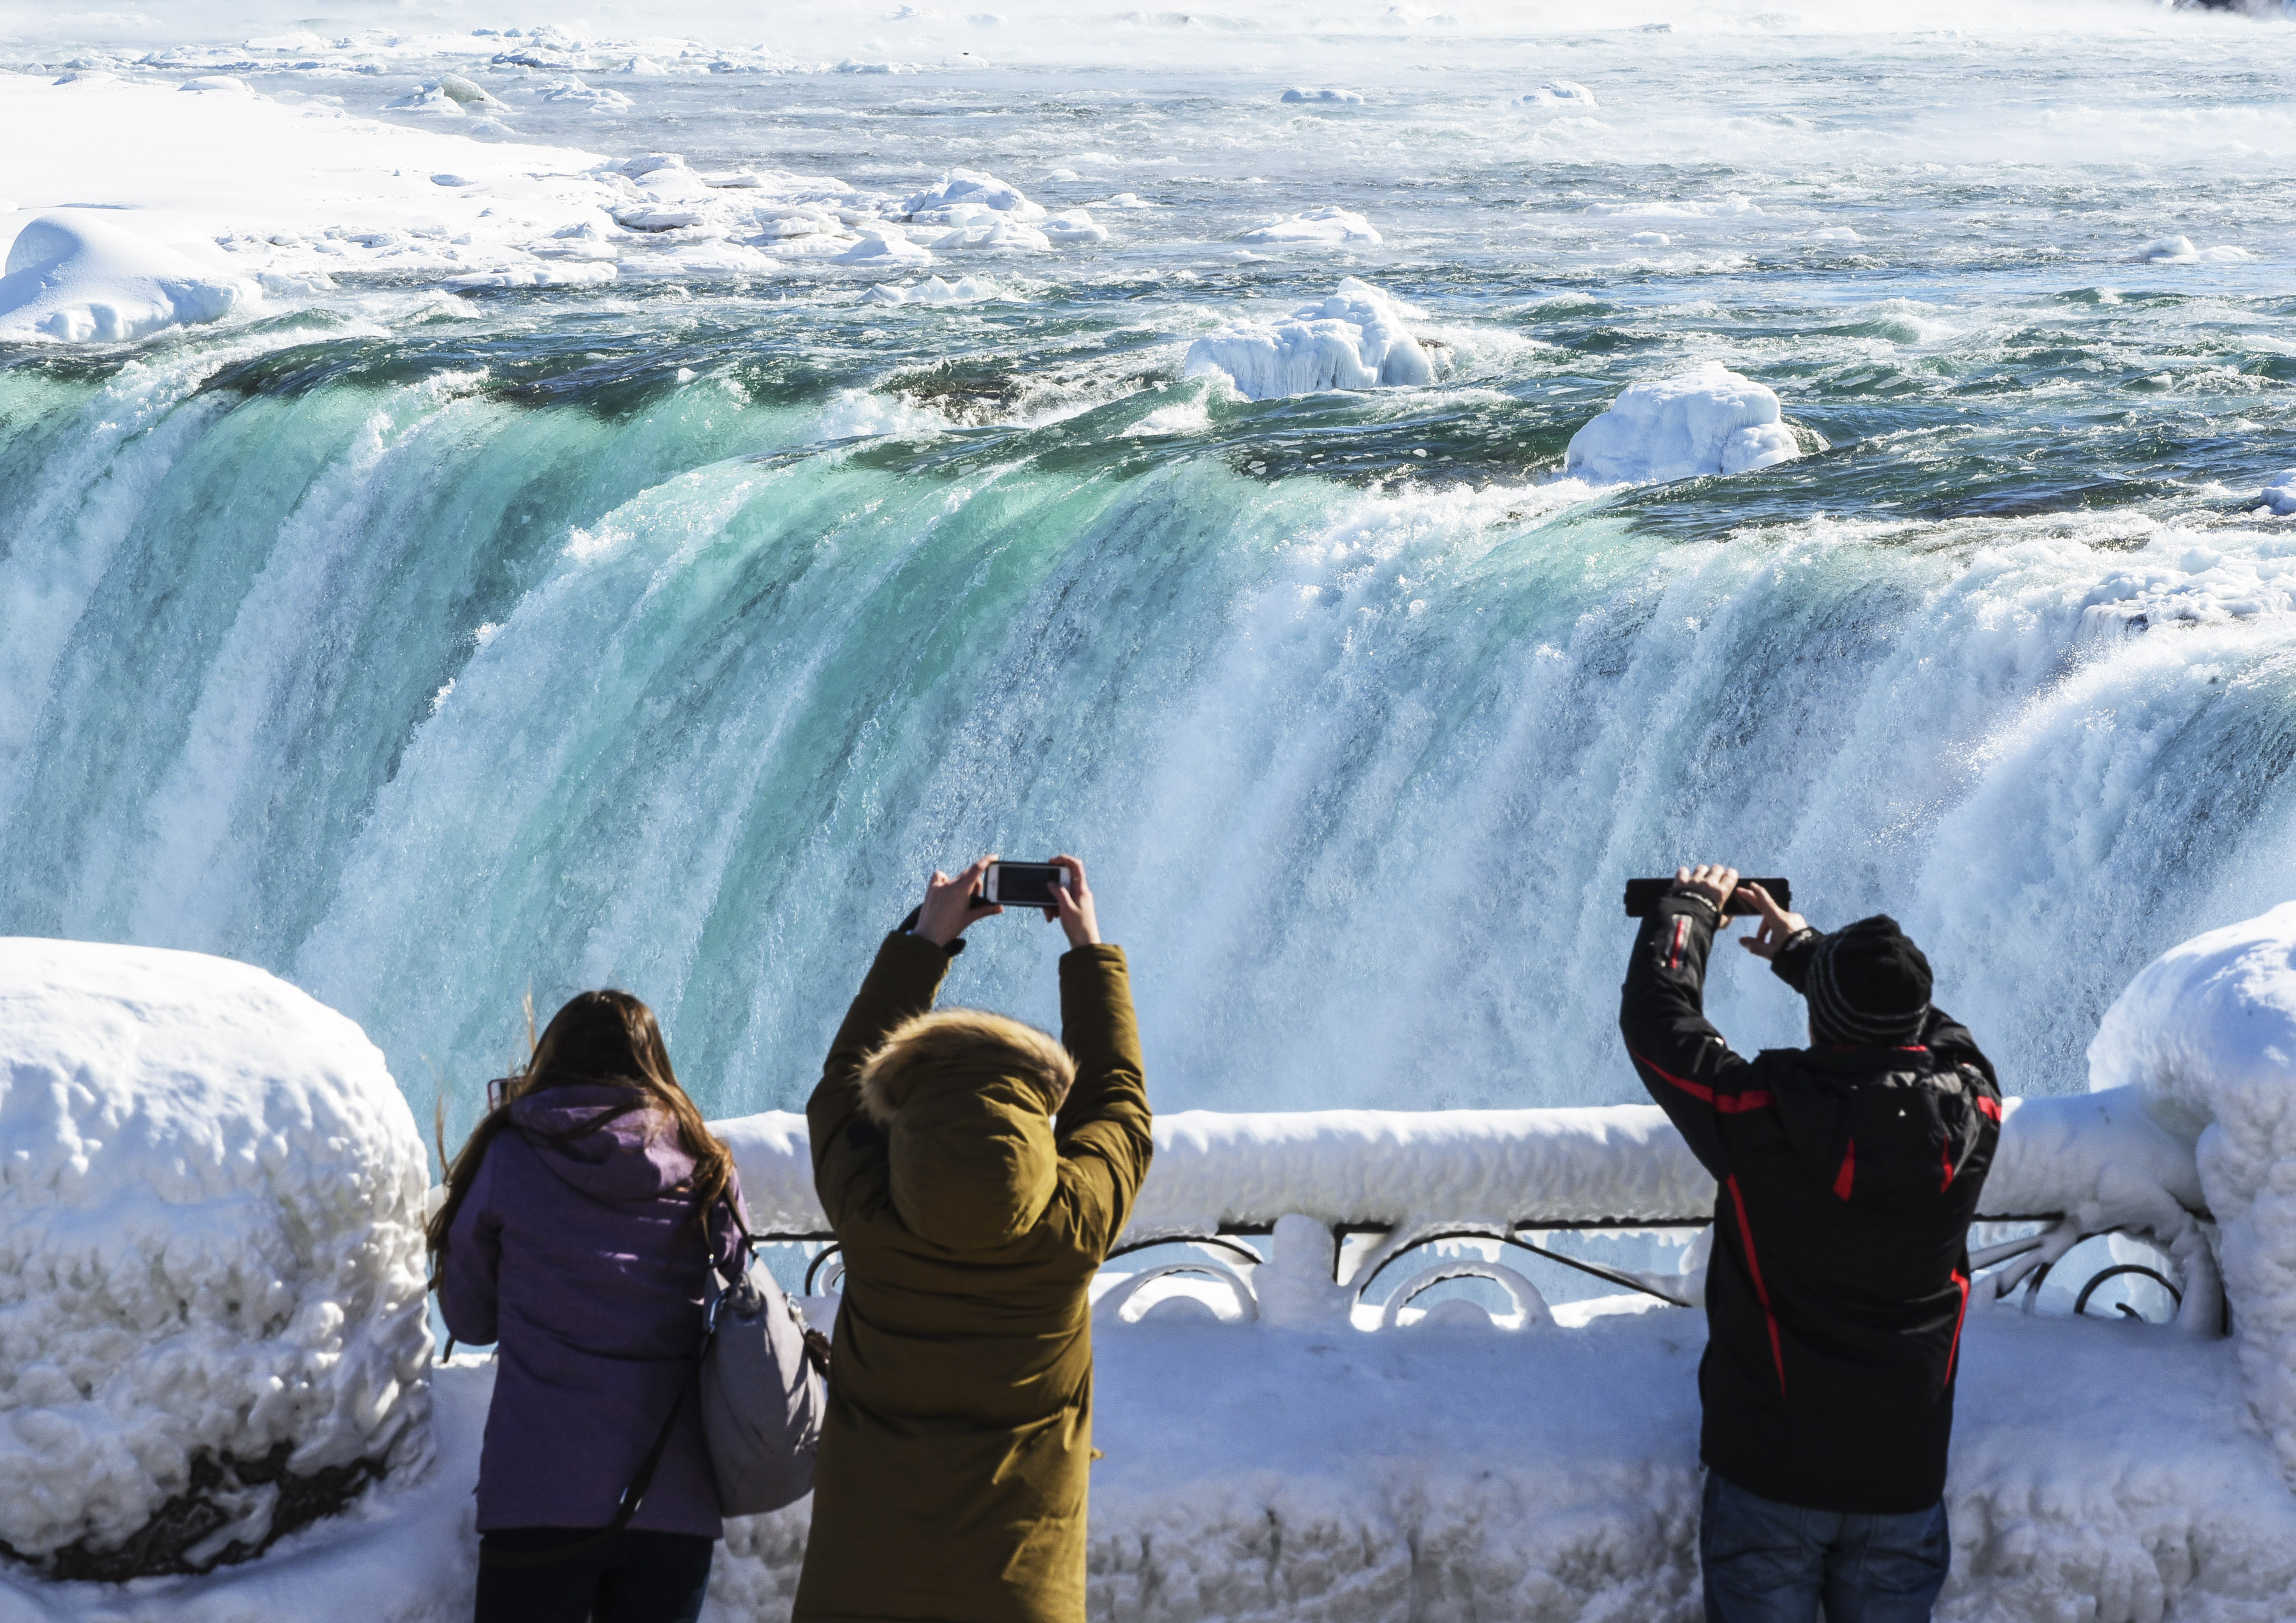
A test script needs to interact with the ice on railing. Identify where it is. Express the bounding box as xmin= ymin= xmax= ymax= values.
xmin=714 ymin=1088 xmax=2202 ymax=1243
xmin=2089 ymin=899 xmax=2296 ymax=1484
